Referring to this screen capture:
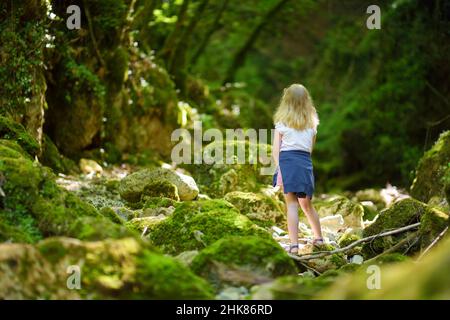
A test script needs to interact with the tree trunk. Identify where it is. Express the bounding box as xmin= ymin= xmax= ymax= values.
xmin=159 ymin=0 xmax=191 ymax=66
xmin=223 ymin=0 xmax=291 ymax=85
xmin=169 ymin=0 xmax=210 ymax=93
xmin=190 ymin=0 xmax=230 ymax=66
